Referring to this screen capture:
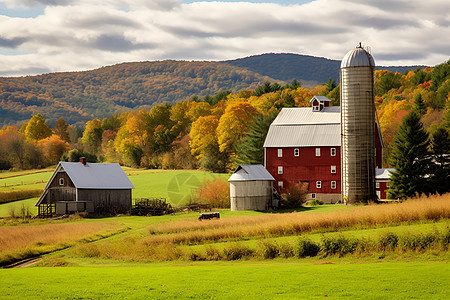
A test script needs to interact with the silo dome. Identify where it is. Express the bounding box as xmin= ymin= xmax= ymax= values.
xmin=341 ymin=43 xmax=375 ymax=68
